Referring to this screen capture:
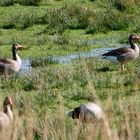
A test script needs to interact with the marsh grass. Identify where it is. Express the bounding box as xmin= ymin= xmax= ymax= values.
xmin=0 ymin=57 xmax=140 ymax=139
xmin=0 ymin=0 xmax=43 ymax=6
xmin=112 ymin=0 xmax=140 ymax=12
xmin=0 ymin=1 xmax=139 ymax=57
xmin=0 ymin=0 xmax=139 ymax=33
xmin=30 ymin=57 xmax=58 ymax=67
